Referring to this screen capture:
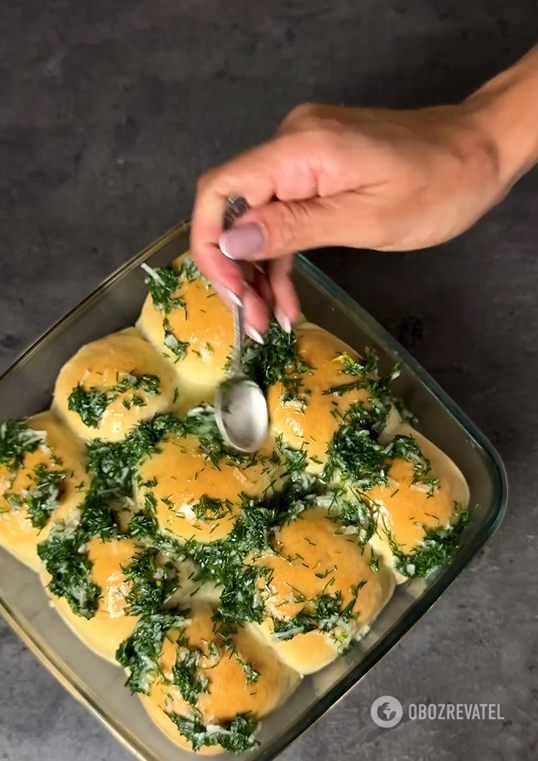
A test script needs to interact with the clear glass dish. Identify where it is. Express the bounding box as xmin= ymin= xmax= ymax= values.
xmin=0 ymin=222 xmax=507 ymax=761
